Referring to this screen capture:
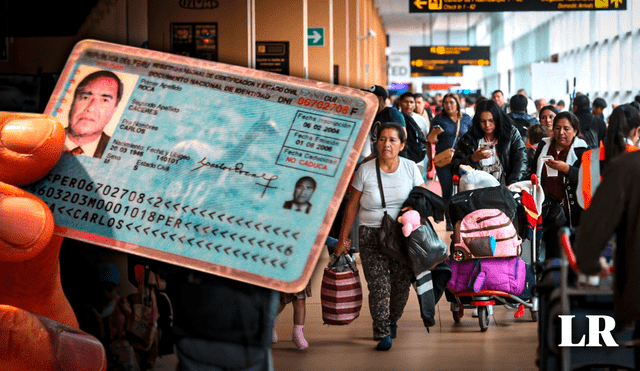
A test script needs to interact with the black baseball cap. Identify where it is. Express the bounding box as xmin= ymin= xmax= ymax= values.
xmin=363 ymin=85 xmax=388 ymax=100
